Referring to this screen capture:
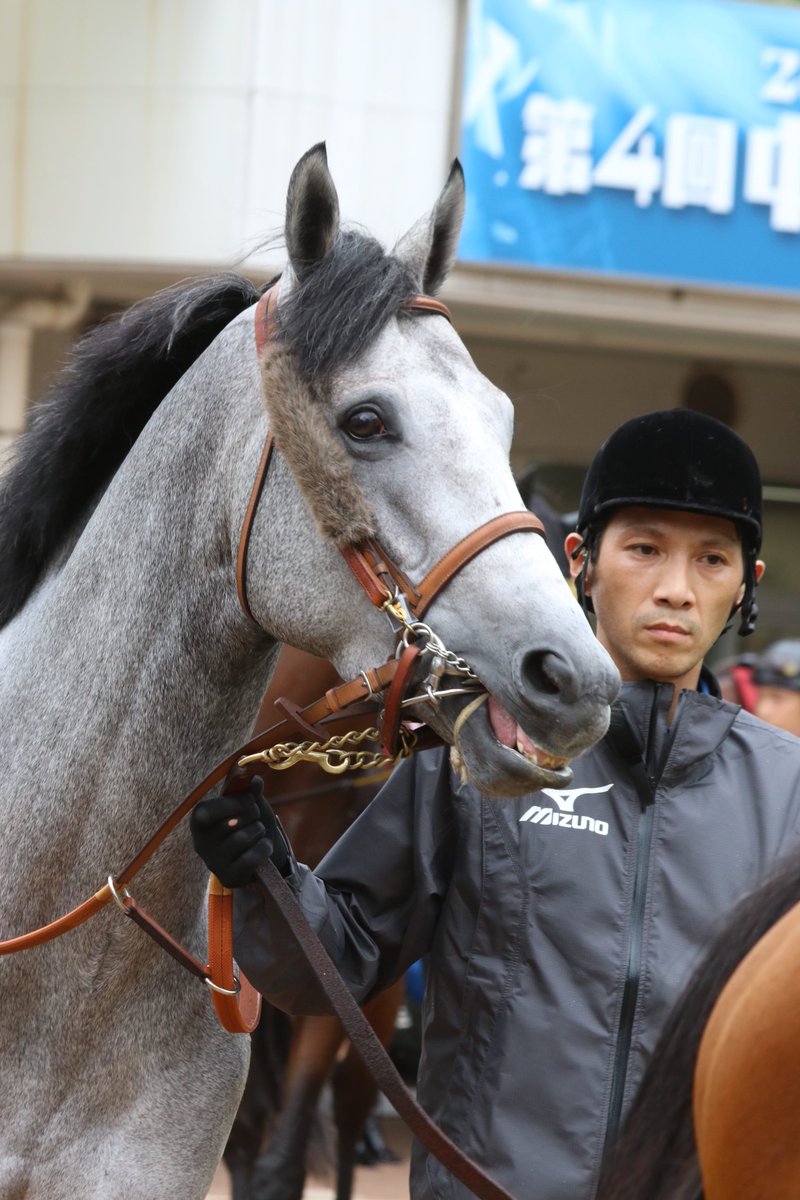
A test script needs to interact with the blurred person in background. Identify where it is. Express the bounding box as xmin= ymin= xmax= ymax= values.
xmin=753 ymin=639 xmax=800 ymax=737
xmin=715 ymin=654 xmax=758 ymax=712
